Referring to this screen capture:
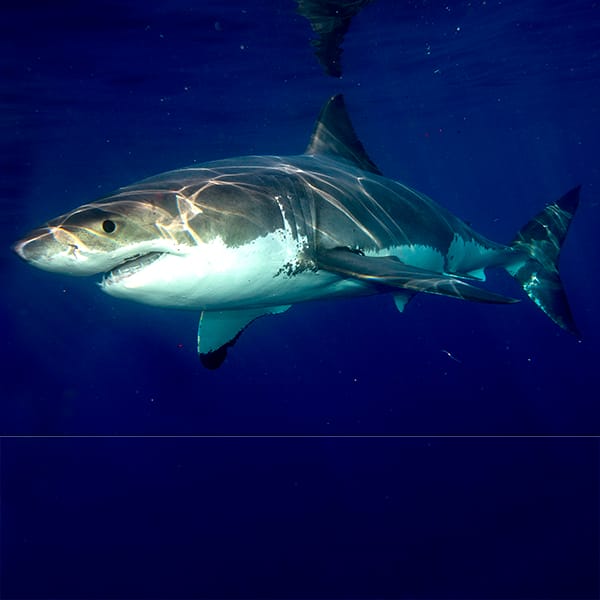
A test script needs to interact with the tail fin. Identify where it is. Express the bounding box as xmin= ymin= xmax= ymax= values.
xmin=507 ymin=186 xmax=581 ymax=337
